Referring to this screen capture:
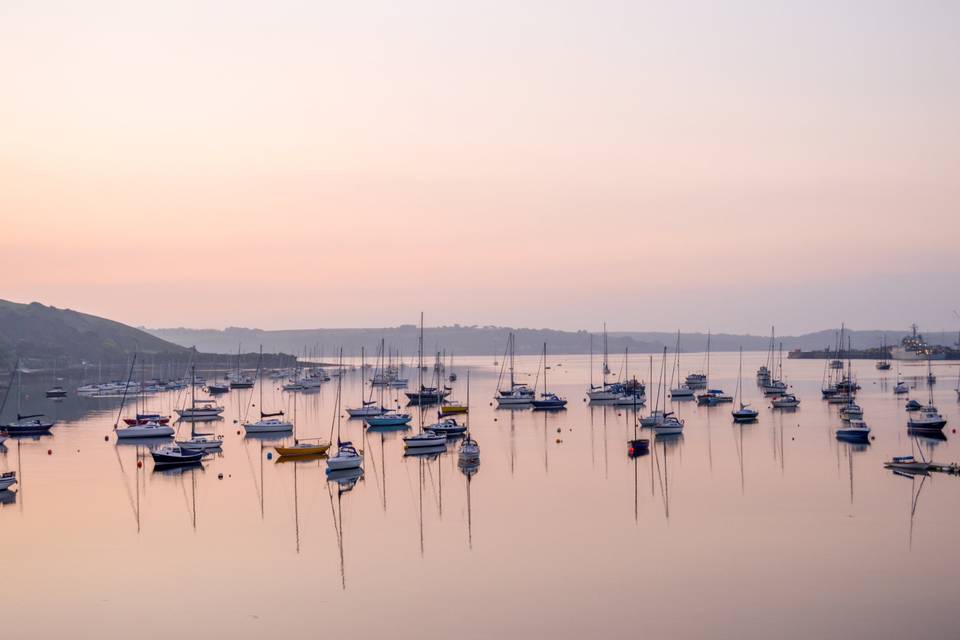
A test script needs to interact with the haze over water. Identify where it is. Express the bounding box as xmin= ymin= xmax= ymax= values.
xmin=3 ymin=353 xmax=958 ymax=639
